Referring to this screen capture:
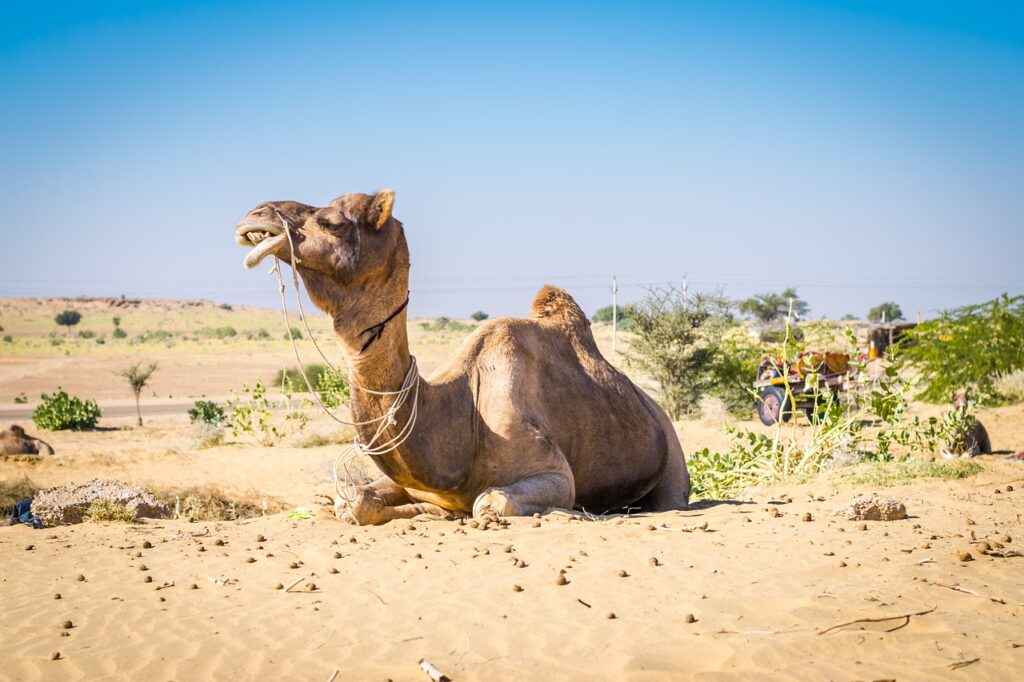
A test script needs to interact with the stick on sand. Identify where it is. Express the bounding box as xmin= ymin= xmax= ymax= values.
xmin=817 ymin=606 xmax=937 ymax=635
xmin=419 ymin=658 xmax=451 ymax=682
